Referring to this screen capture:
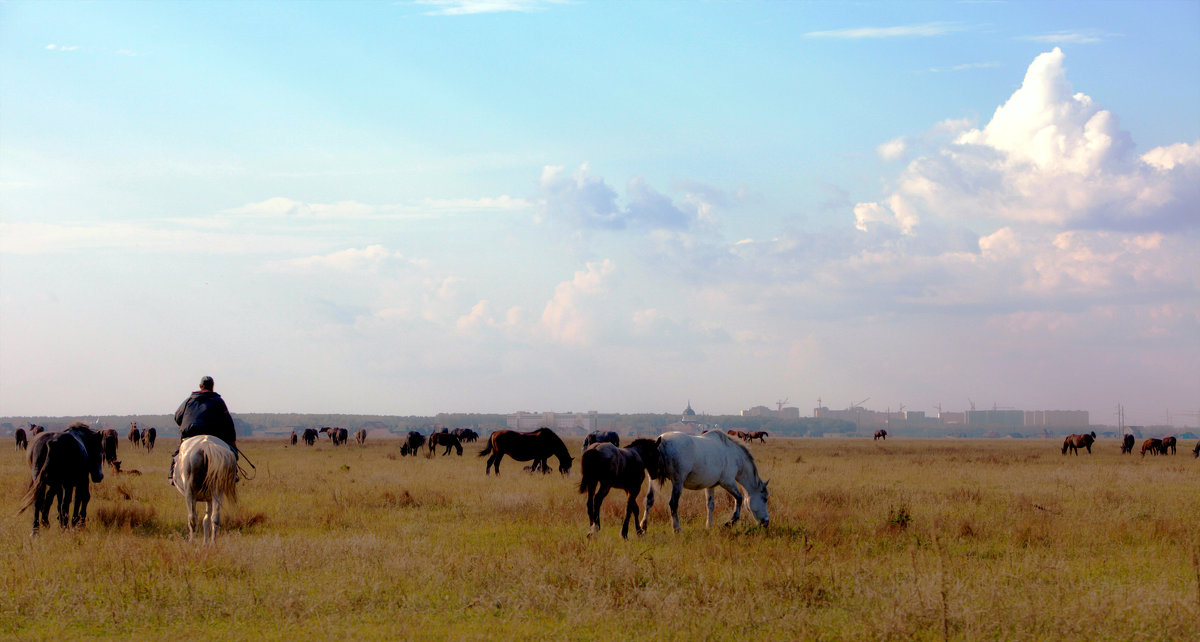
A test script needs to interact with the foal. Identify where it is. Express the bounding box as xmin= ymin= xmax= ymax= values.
xmin=577 ymin=439 xmax=659 ymax=539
